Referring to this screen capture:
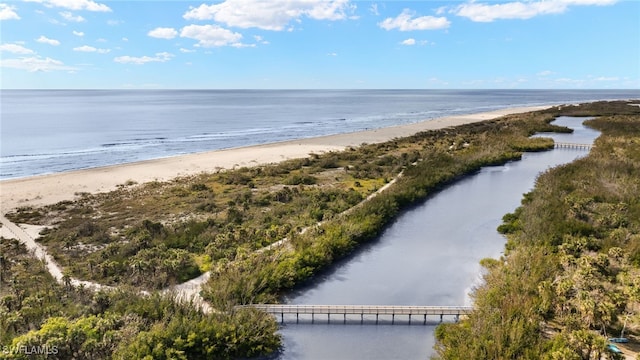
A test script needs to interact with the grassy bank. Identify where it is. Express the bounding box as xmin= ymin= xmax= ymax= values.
xmin=3 ymin=101 xmax=637 ymax=358
xmin=6 ymin=108 xmax=563 ymax=293
xmin=434 ymin=103 xmax=640 ymax=359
